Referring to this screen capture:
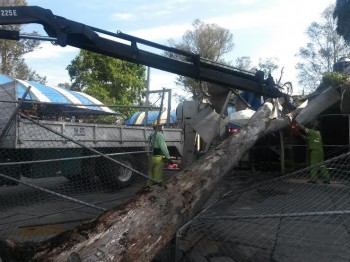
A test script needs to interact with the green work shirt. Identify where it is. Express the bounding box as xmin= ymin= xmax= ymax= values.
xmin=149 ymin=131 xmax=170 ymax=159
xmin=299 ymin=125 xmax=323 ymax=151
